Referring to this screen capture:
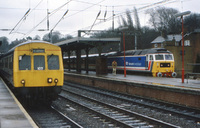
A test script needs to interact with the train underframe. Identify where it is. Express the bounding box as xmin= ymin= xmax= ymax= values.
xmin=15 ymin=86 xmax=62 ymax=103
